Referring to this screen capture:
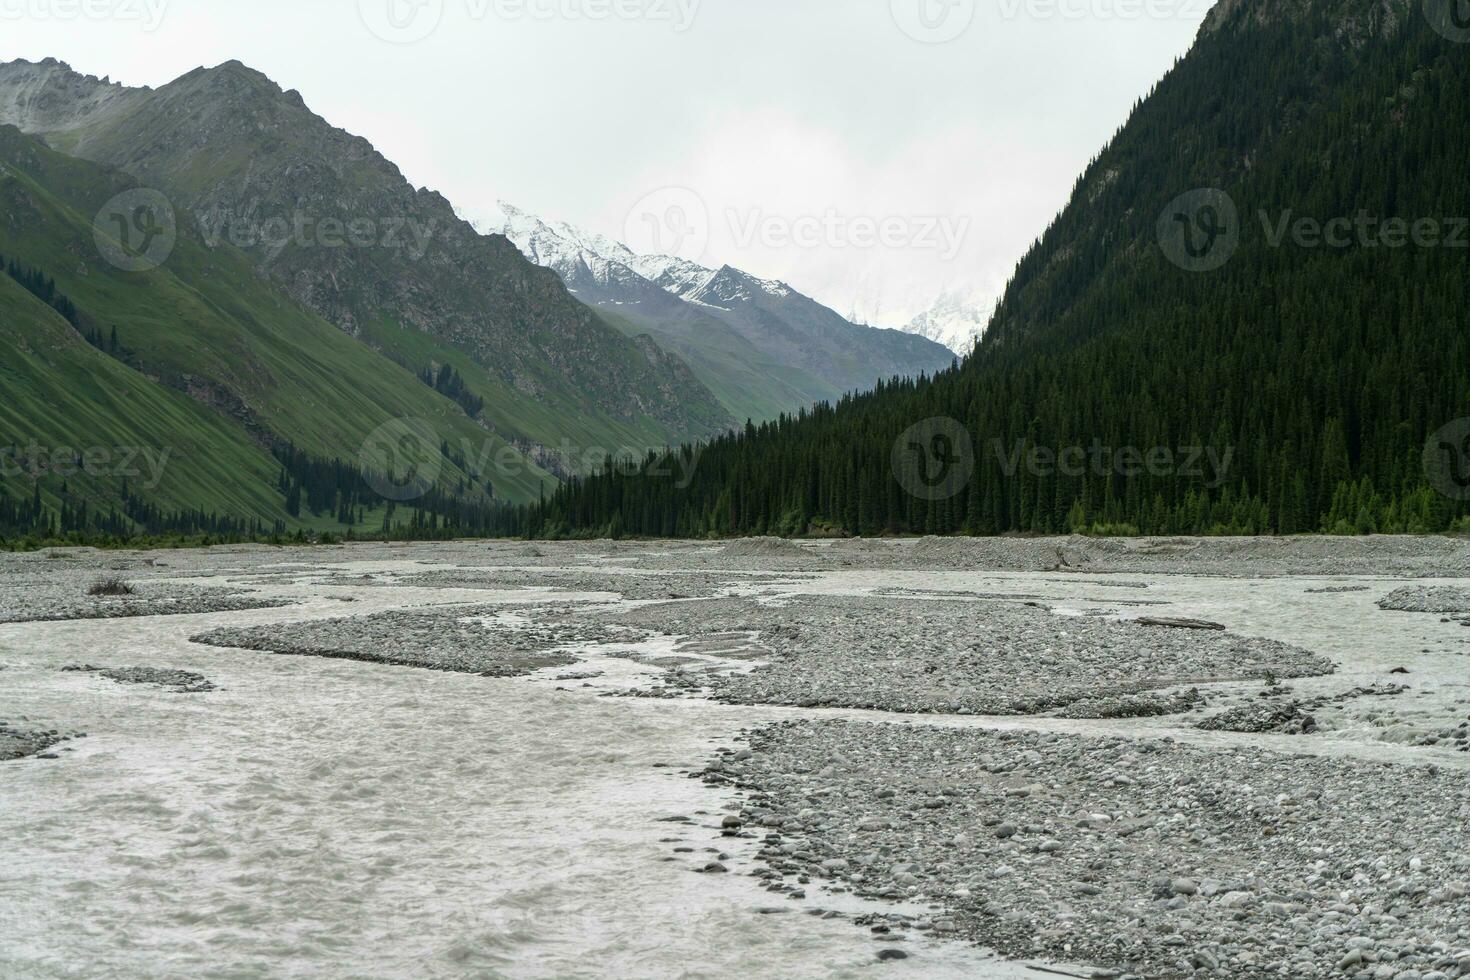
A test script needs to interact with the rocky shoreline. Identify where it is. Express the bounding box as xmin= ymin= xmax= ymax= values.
xmin=704 ymin=720 xmax=1470 ymax=979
